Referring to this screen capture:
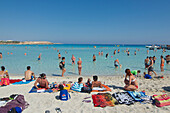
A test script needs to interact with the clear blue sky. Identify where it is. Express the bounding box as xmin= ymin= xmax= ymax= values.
xmin=0 ymin=0 xmax=170 ymax=44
